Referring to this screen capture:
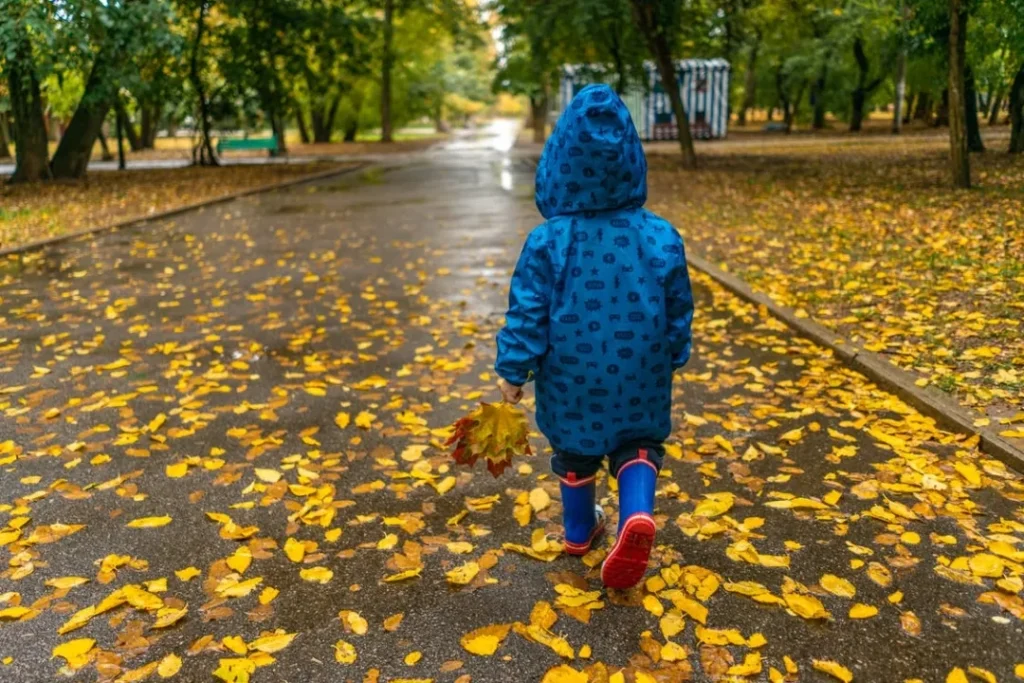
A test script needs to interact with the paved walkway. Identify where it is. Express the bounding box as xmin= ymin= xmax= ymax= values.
xmin=0 ymin=123 xmax=1022 ymax=682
